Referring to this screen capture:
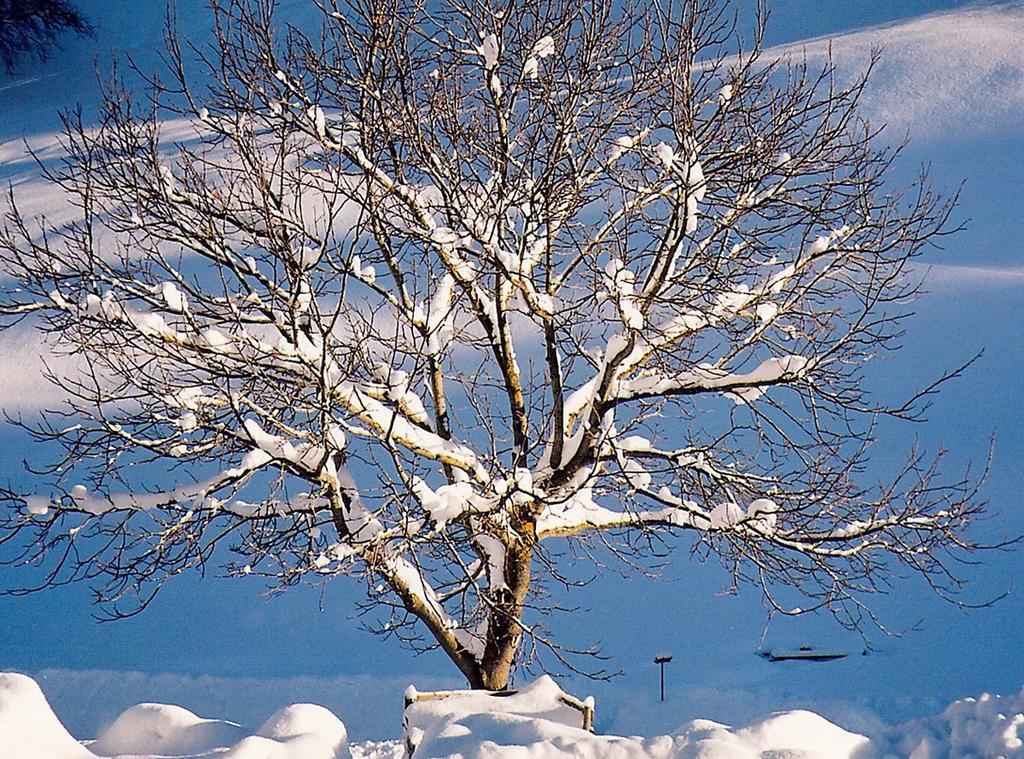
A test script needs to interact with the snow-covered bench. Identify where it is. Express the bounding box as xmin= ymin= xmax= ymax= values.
xmin=403 ymin=676 xmax=595 ymax=757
